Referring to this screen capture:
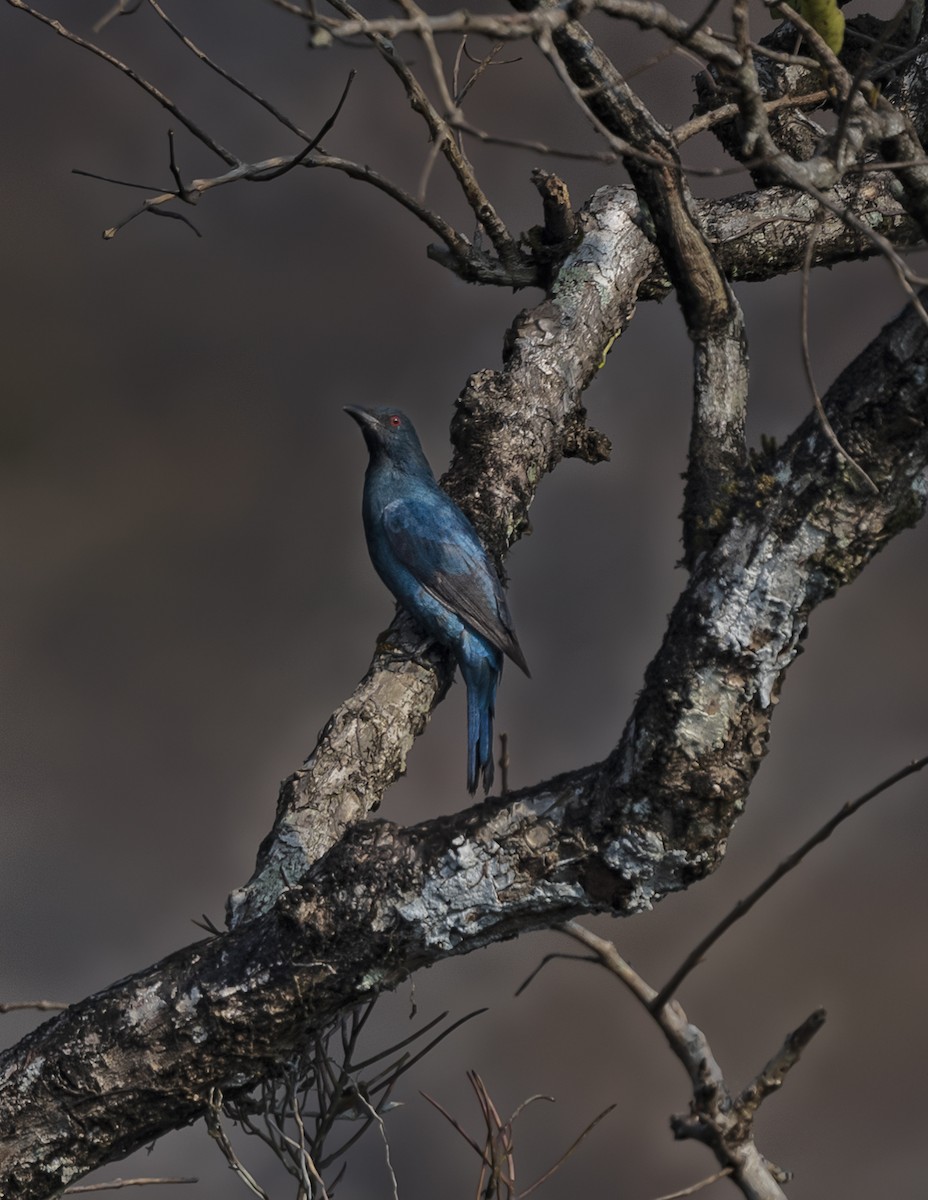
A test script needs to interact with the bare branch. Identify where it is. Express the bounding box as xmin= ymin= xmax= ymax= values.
xmin=558 ymin=923 xmax=795 ymax=1200
xmin=64 ymin=1181 xmax=196 ymax=1194
xmin=93 ymin=0 xmax=142 ymax=34
xmin=0 ymin=999 xmax=68 ymax=1013
xmin=518 ymin=1100 xmax=617 ymax=1198
xmin=205 ymin=1092 xmax=272 ymax=1200
xmin=800 ymin=219 xmax=878 ymax=492
xmin=146 ymin=0 xmax=317 ymax=143
xmin=322 ymin=0 xmax=525 ymax=274
xmin=673 ymin=89 xmax=830 ymax=144
xmin=526 ymin=5 xmax=749 ymax=563
xmin=737 ymin=1009 xmax=827 ymax=1119
xmin=6 ymin=0 xmax=239 ymax=166
xmin=651 ymin=754 xmax=928 ymax=1009
xmin=650 ymin=1169 xmax=734 ymax=1200
xmin=424 ymin=1071 xmax=613 ymax=1200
